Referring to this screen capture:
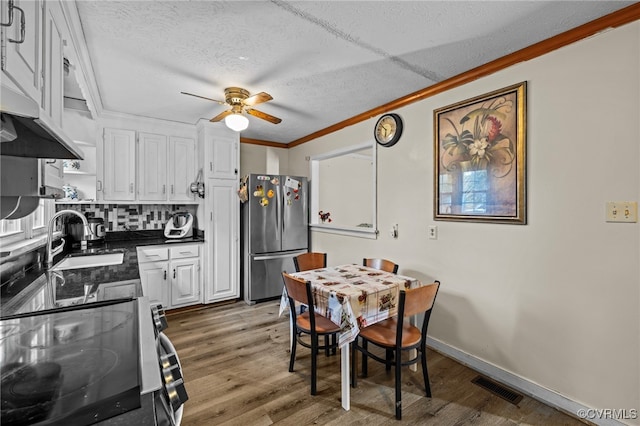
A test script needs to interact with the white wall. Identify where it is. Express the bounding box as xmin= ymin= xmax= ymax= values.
xmin=240 ymin=143 xmax=288 ymax=176
xmin=287 ymin=22 xmax=640 ymax=423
